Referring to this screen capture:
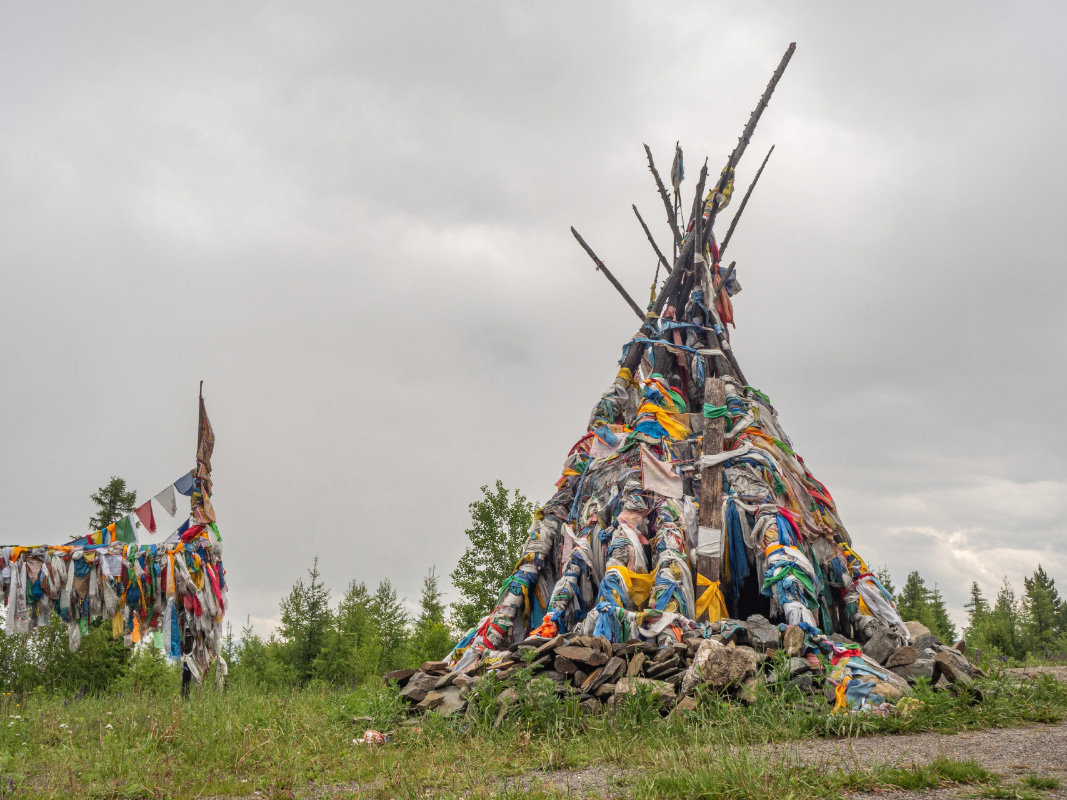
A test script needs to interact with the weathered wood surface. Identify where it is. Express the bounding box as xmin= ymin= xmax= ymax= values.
xmin=570 ymin=226 xmax=644 ymax=320
xmin=701 ymin=43 xmax=795 ymax=252
xmin=632 ymin=204 xmax=672 ymax=275
xmin=720 ymin=145 xmax=774 ymax=257
xmin=644 ymin=143 xmax=681 ymax=250
xmin=697 ymin=377 xmax=726 ymax=604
